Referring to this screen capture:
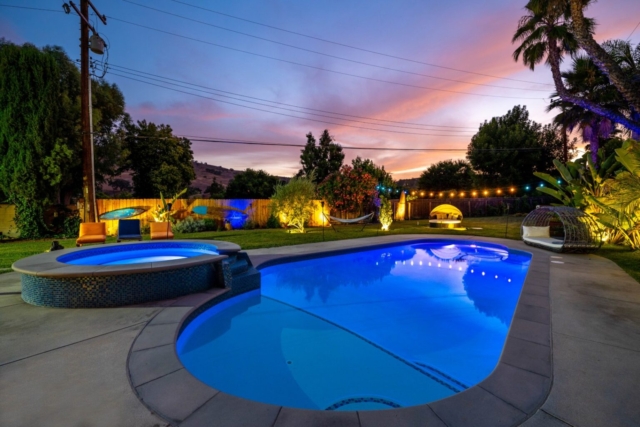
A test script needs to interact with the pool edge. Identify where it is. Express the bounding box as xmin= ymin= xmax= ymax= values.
xmin=127 ymin=235 xmax=552 ymax=427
